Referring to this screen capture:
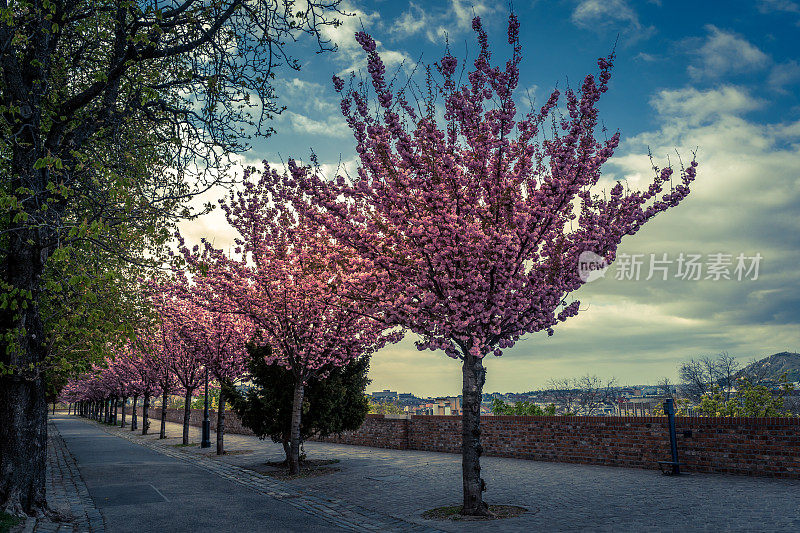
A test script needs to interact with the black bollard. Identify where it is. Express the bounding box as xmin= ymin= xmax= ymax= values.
xmin=664 ymin=398 xmax=680 ymax=475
